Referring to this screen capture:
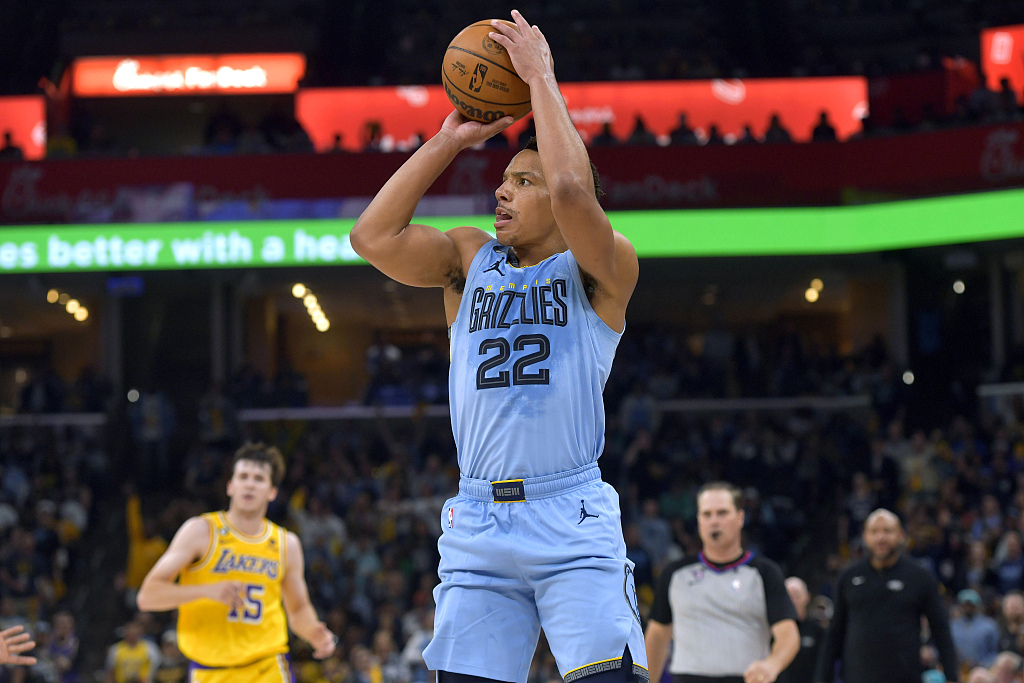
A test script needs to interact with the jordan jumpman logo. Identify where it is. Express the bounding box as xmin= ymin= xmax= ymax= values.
xmin=578 ymin=500 xmax=600 ymax=524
